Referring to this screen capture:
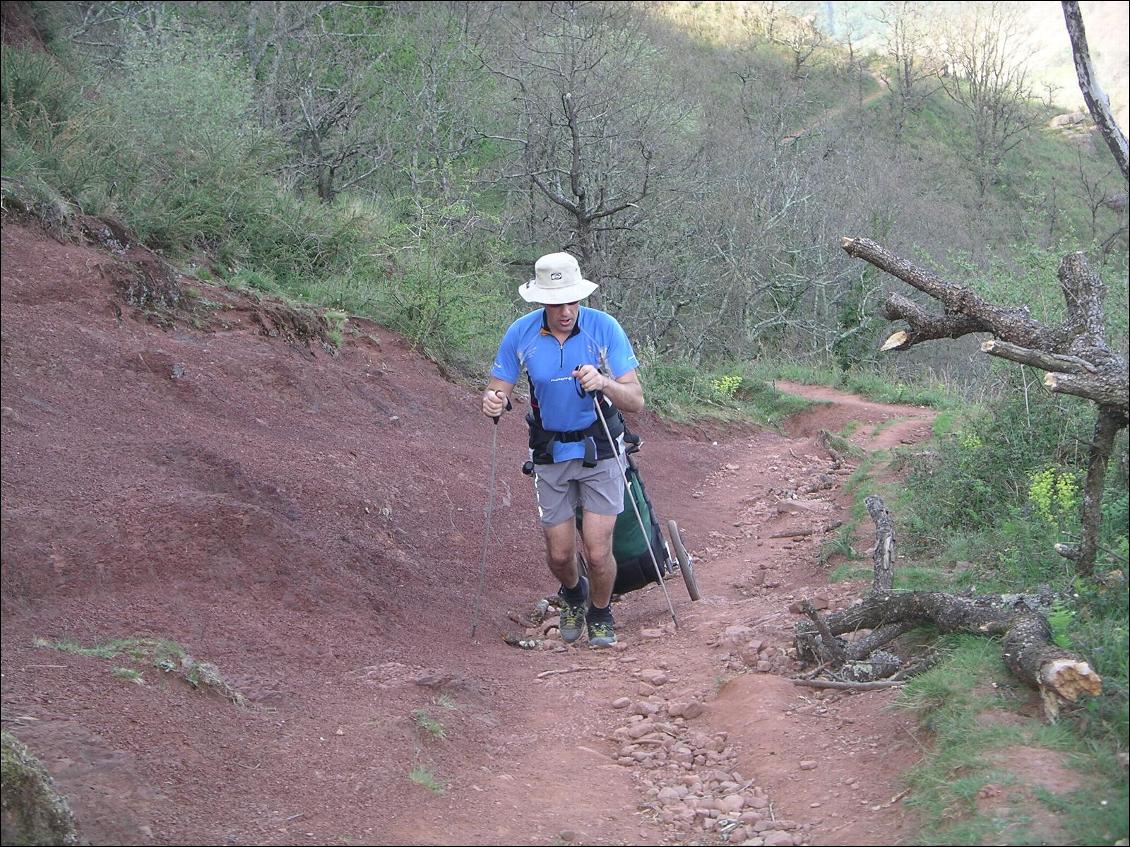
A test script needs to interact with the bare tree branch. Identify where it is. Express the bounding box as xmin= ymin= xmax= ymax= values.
xmin=981 ymin=339 xmax=1097 ymax=374
xmin=843 ymin=237 xmax=1064 ymax=350
xmin=881 ymin=292 xmax=987 ymax=347
xmin=1062 ymin=0 xmax=1129 ymax=181
xmin=843 ymin=234 xmax=1128 ymax=574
